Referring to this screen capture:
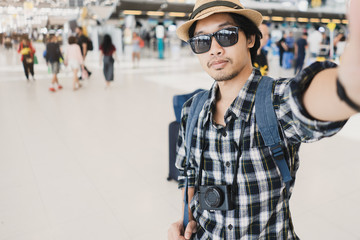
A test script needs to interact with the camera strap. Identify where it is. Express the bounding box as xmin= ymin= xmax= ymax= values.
xmin=197 ymin=123 xmax=245 ymax=193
